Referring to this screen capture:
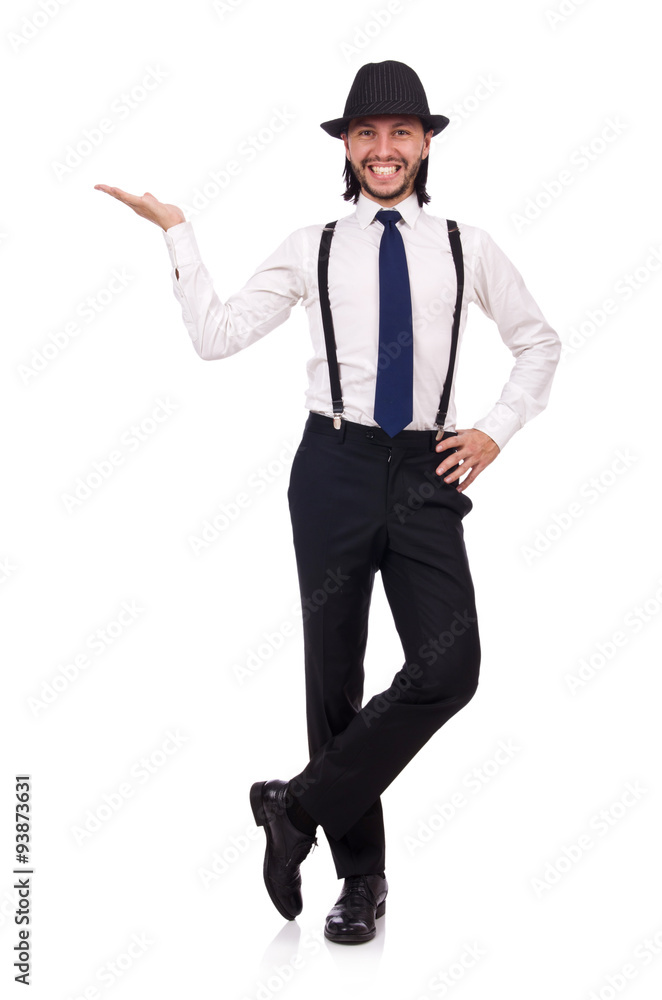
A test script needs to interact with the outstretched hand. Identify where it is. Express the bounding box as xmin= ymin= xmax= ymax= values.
xmin=435 ymin=428 xmax=500 ymax=492
xmin=94 ymin=185 xmax=185 ymax=231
